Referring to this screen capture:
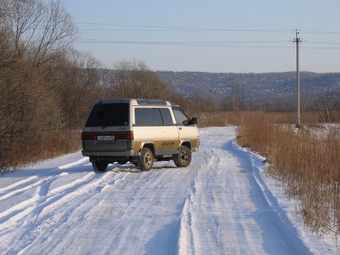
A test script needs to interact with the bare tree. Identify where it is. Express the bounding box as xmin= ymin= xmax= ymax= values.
xmin=107 ymin=60 xmax=169 ymax=99
xmin=1 ymin=0 xmax=77 ymax=65
xmin=53 ymin=50 xmax=102 ymax=129
xmin=313 ymin=91 xmax=340 ymax=123
xmin=0 ymin=0 xmax=84 ymax=169
xmin=1 ymin=0 xmax=44 ymax=56
xmin=31 ymin=0 xmax=77 ymax=66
